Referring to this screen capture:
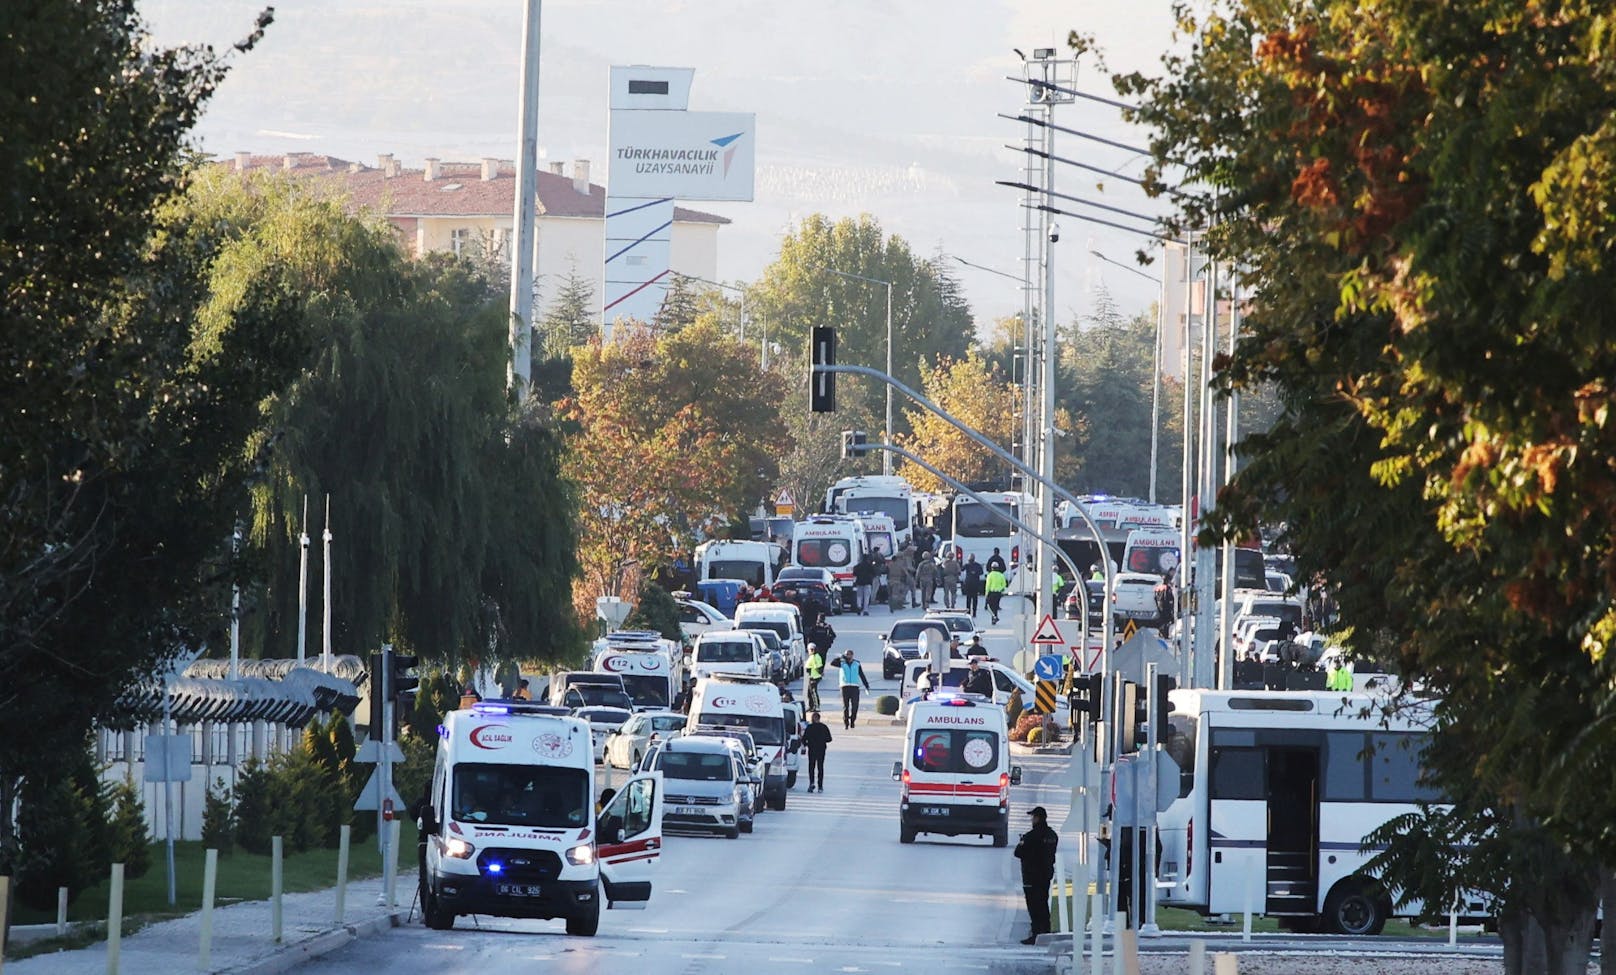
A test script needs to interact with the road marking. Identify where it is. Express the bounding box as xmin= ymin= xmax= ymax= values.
xmin=630 ymin=927 xmax=669 ymax=934
xmin=683 ymin=953 xmax=727 ymax=960
xmin=768 ymin=958 xmax=814 ymax=965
